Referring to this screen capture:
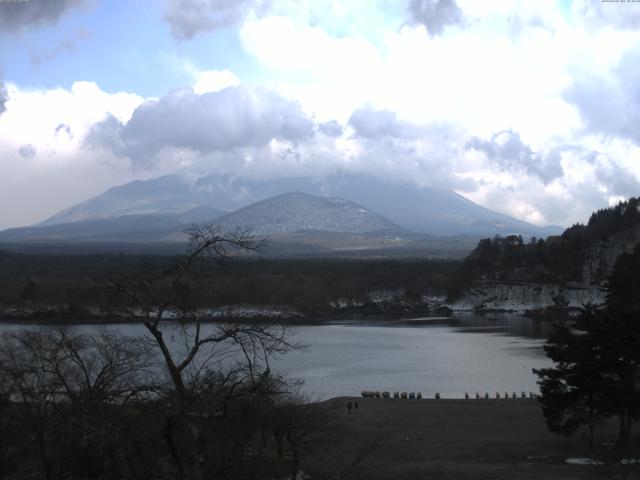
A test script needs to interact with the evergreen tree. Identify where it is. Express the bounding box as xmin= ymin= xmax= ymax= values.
xmin=535 ymin=244 xmax=640 ymax=446
xmin=534 ymin=306 xmax=608 ymax=446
